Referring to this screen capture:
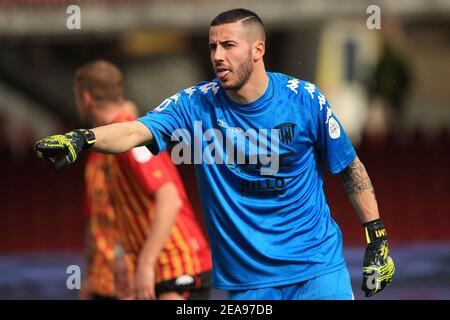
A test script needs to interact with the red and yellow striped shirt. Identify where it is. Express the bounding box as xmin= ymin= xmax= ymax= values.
xmin=84 ymin=152 xmax=122 ymax=297
xmin=103 ymin=112 xmax=212 ymax=284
